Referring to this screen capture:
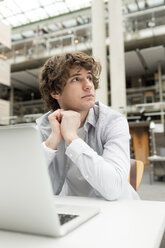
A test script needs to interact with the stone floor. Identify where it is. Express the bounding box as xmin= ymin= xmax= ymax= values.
xmin=137 ymin=168 xmax=165 ymax=248
xmin=138 ymin=168 xmax=165 ymax=201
